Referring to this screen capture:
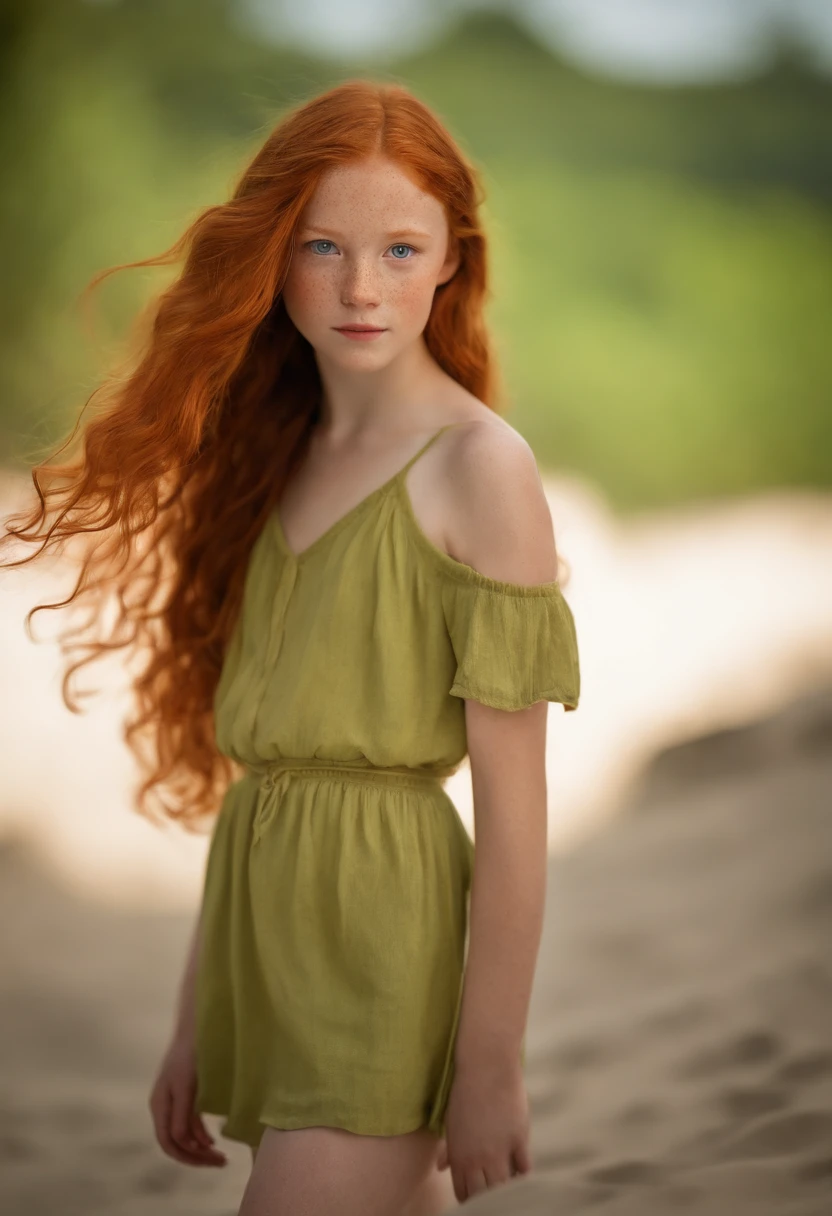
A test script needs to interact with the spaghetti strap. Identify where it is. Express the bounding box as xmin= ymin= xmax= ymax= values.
xmin=396 ymin=423 xmax=455 ymax=480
